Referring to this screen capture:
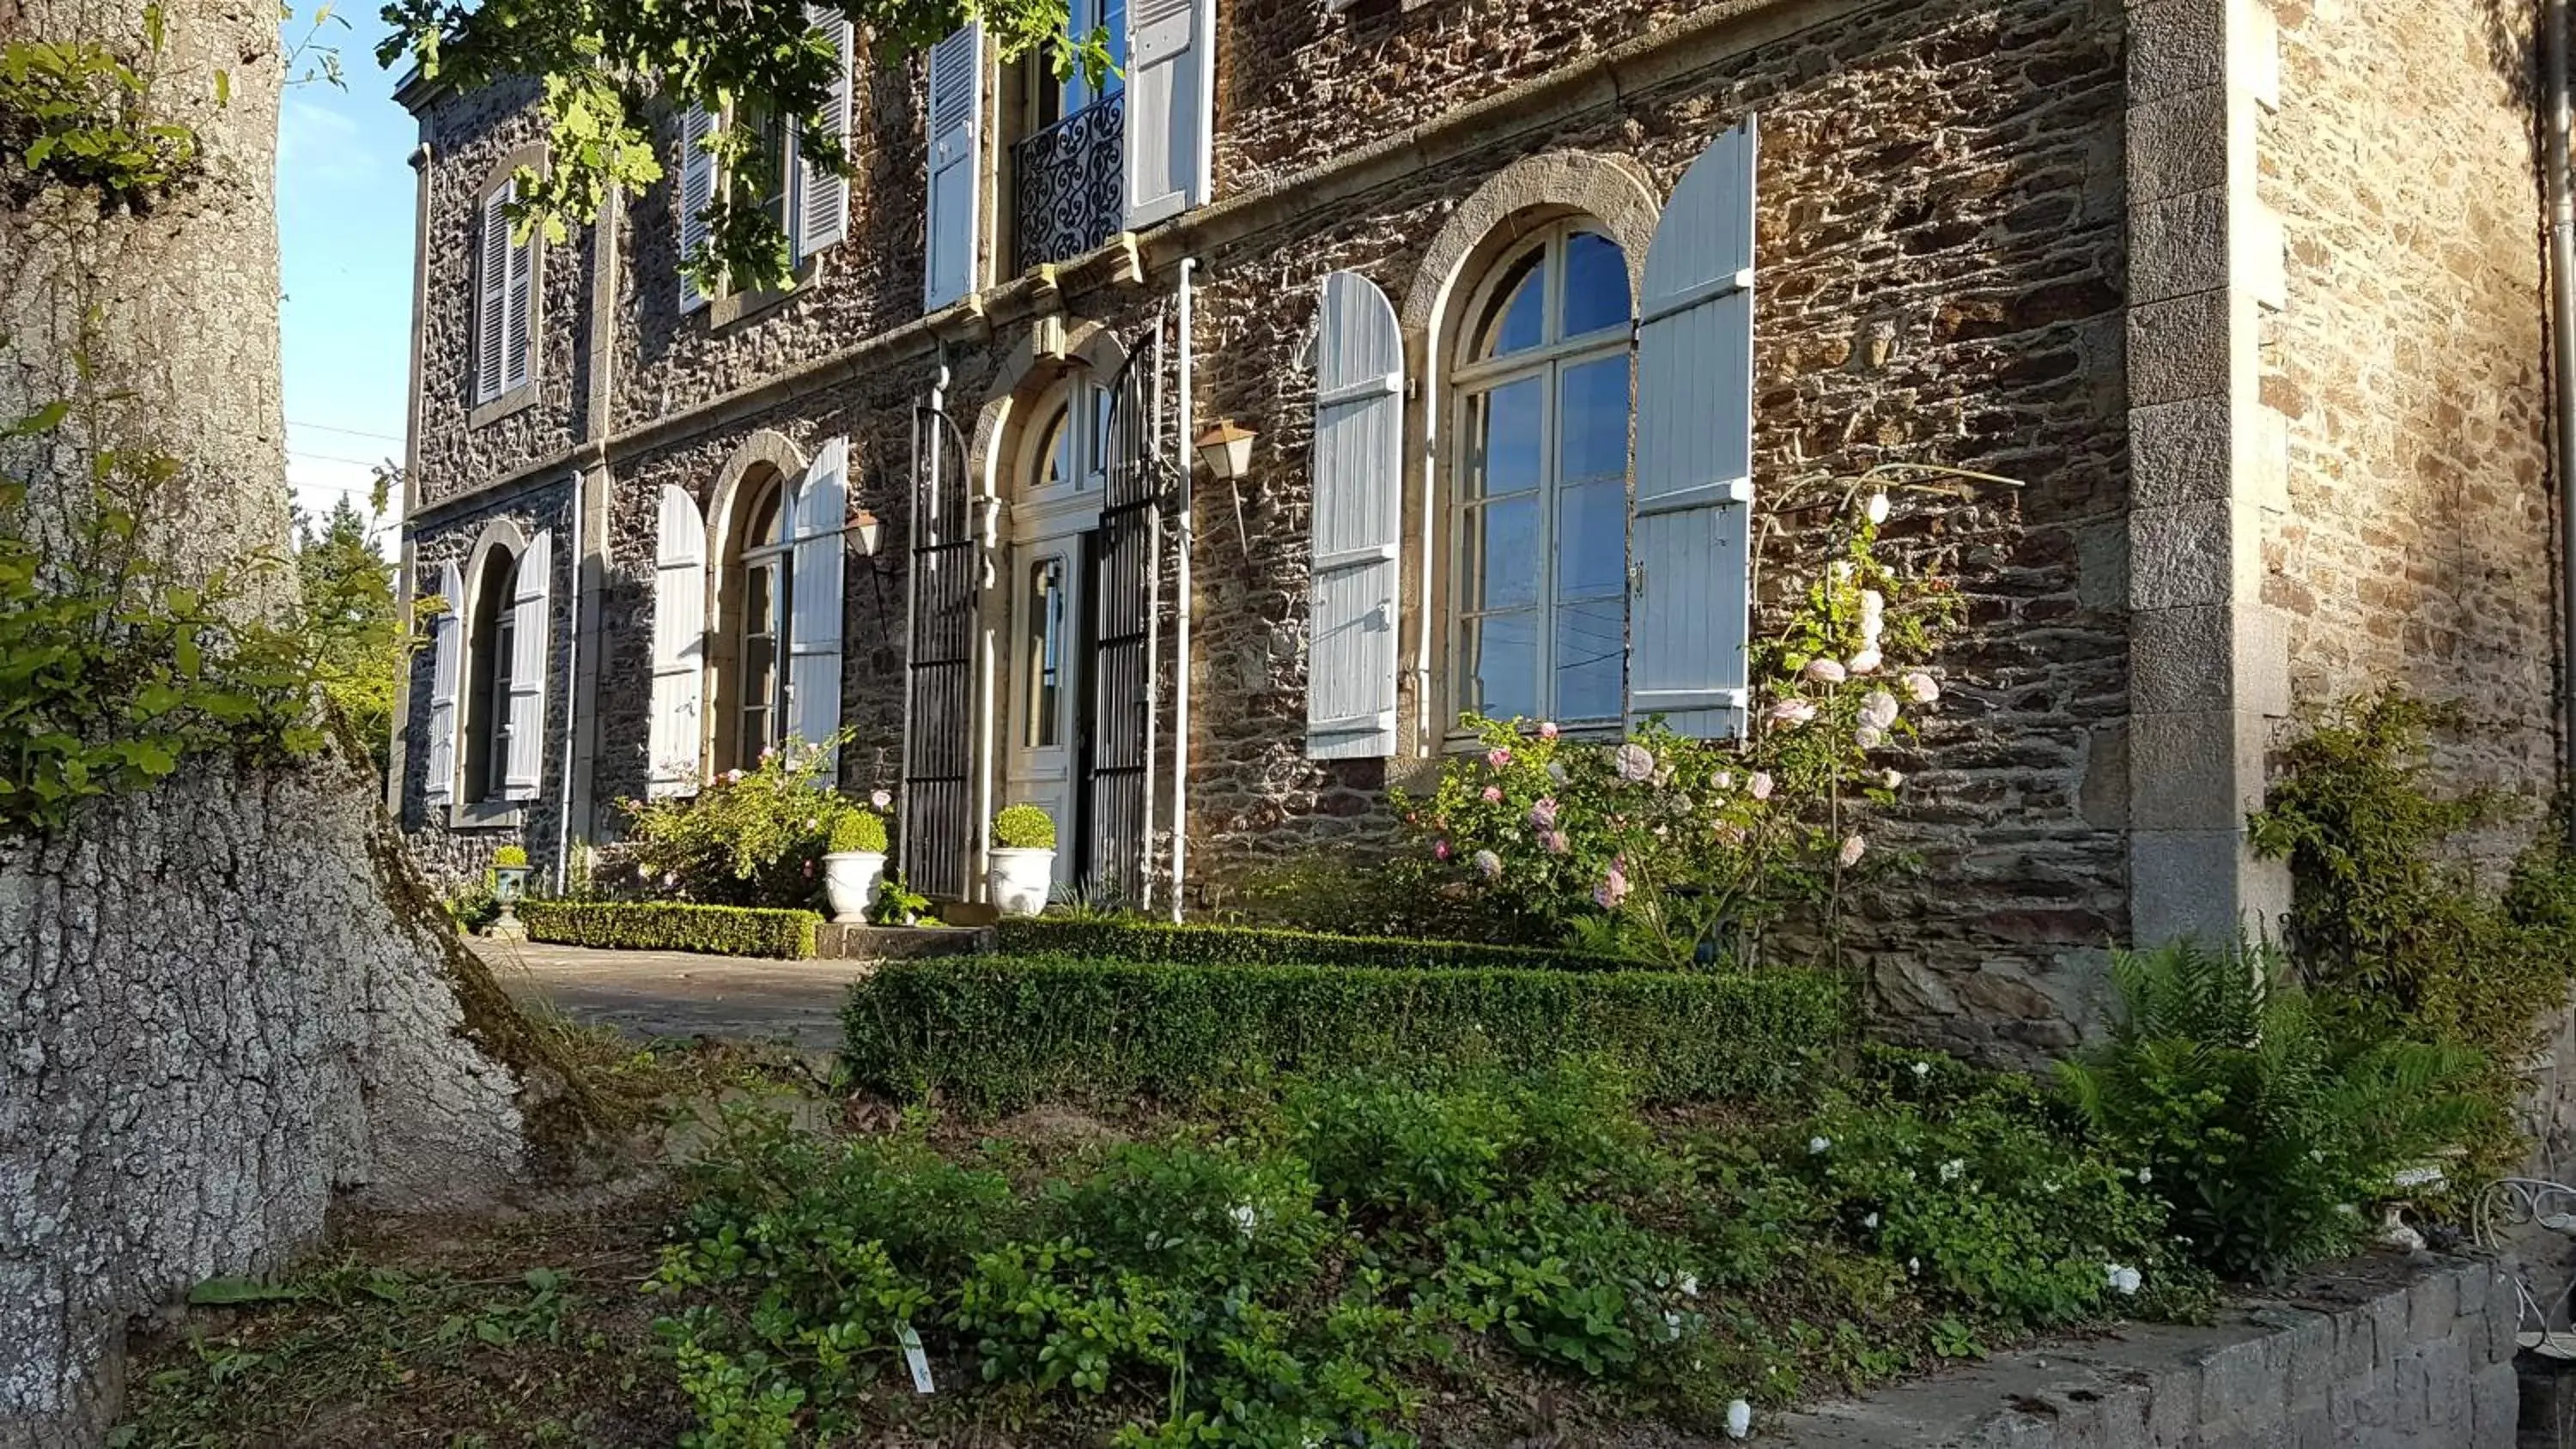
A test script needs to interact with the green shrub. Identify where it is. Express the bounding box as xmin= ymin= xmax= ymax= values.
xmin=2057 ymin=941 xmax=2488 ymax=1282
xmin=520 ymin=900 xmax=820 ymax=959
xmin=606 ymin=735 xmax=849 ymax=907
xmin=491 ymin=844 xmax=529 ymax=870
xmin=842 ymin=957 xmax=1850 ymax=1109
xmin=993 ymin=916 xmax=1627 ymax=973
xmin=825 ymin=808 xmax=886 ymax=854
xmin=993 ymin=803 xmax=1056 ymax=851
